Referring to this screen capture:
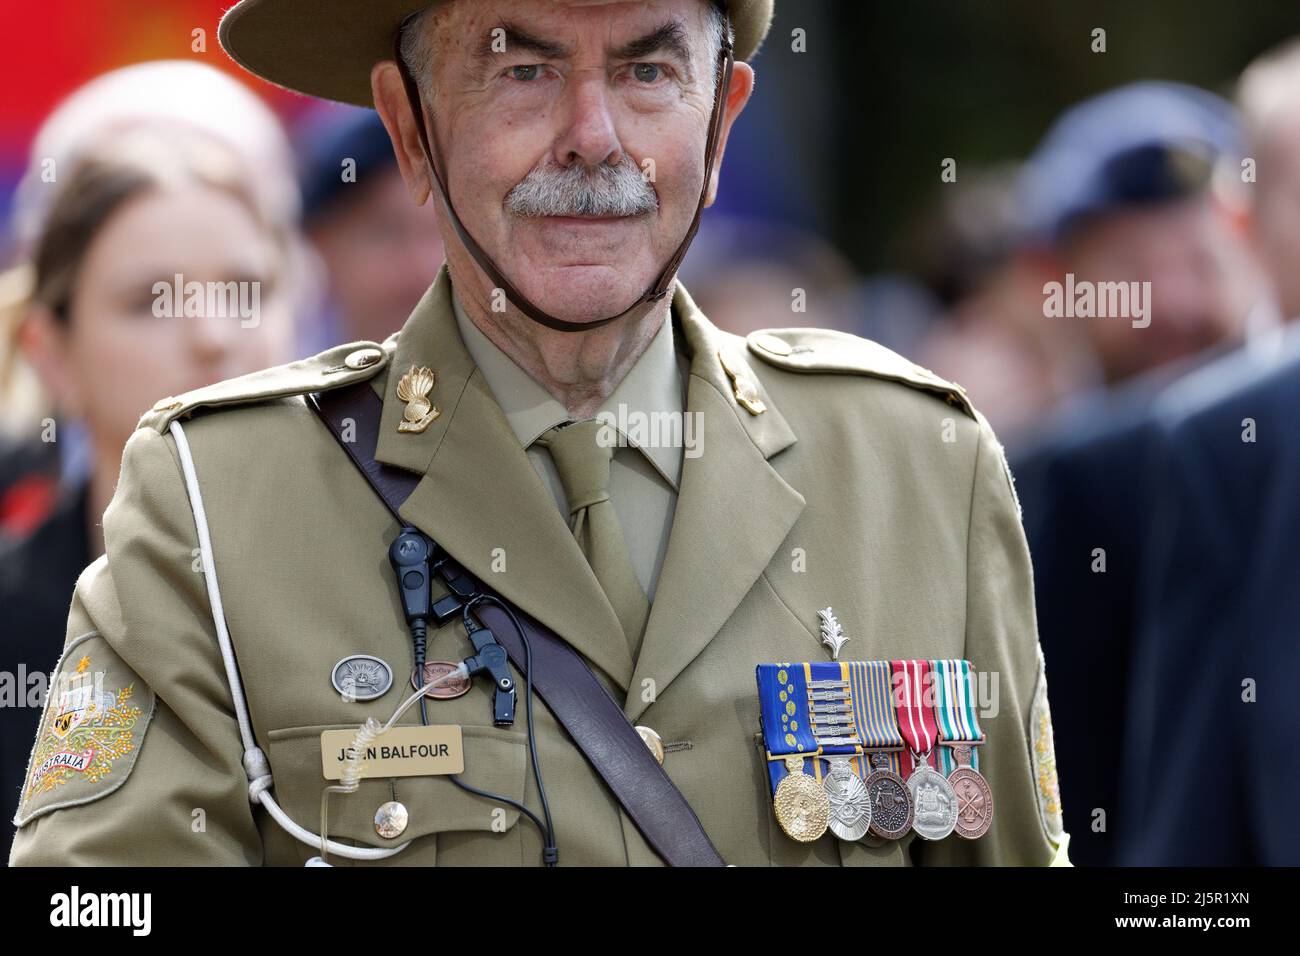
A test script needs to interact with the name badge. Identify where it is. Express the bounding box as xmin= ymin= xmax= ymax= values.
xmin=320 ymin=725 xmax=465 ymax=780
